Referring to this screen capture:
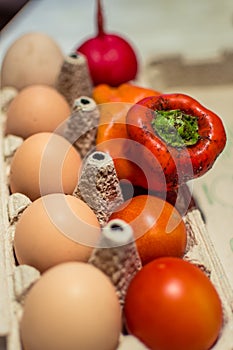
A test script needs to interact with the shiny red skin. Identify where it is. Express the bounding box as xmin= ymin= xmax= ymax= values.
xmin=77 ymin=33 xmax=138 ymax=86
xmin=126 ymin=93 xmax=226 ymax=192
xmin=124 ymin=257 xmax=223 ymax=350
